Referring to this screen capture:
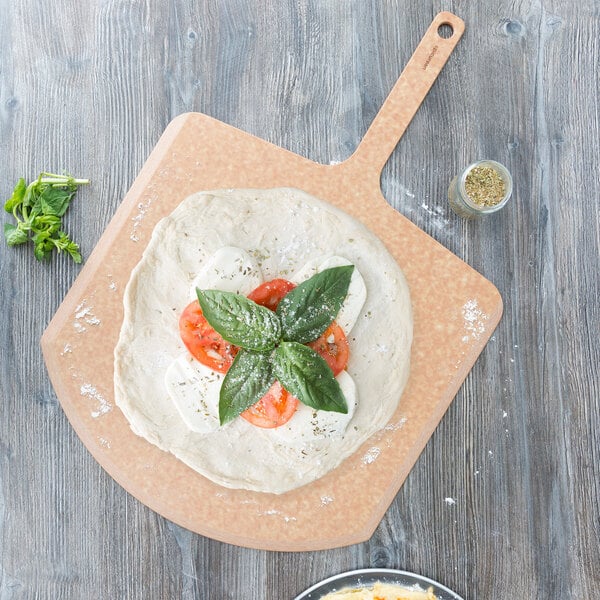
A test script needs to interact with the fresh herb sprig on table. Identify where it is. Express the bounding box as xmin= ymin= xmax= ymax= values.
xmin=3 ymin=172 xmax=89 ymax=263
xmin=196 ymin=265 xmax=354 ymax=425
